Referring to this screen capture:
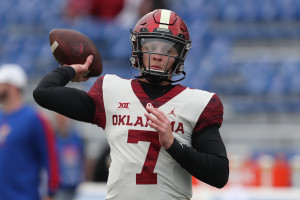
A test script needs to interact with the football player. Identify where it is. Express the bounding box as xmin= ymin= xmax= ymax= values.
xmin=34 ymin=9 xmax=229 ymax=200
